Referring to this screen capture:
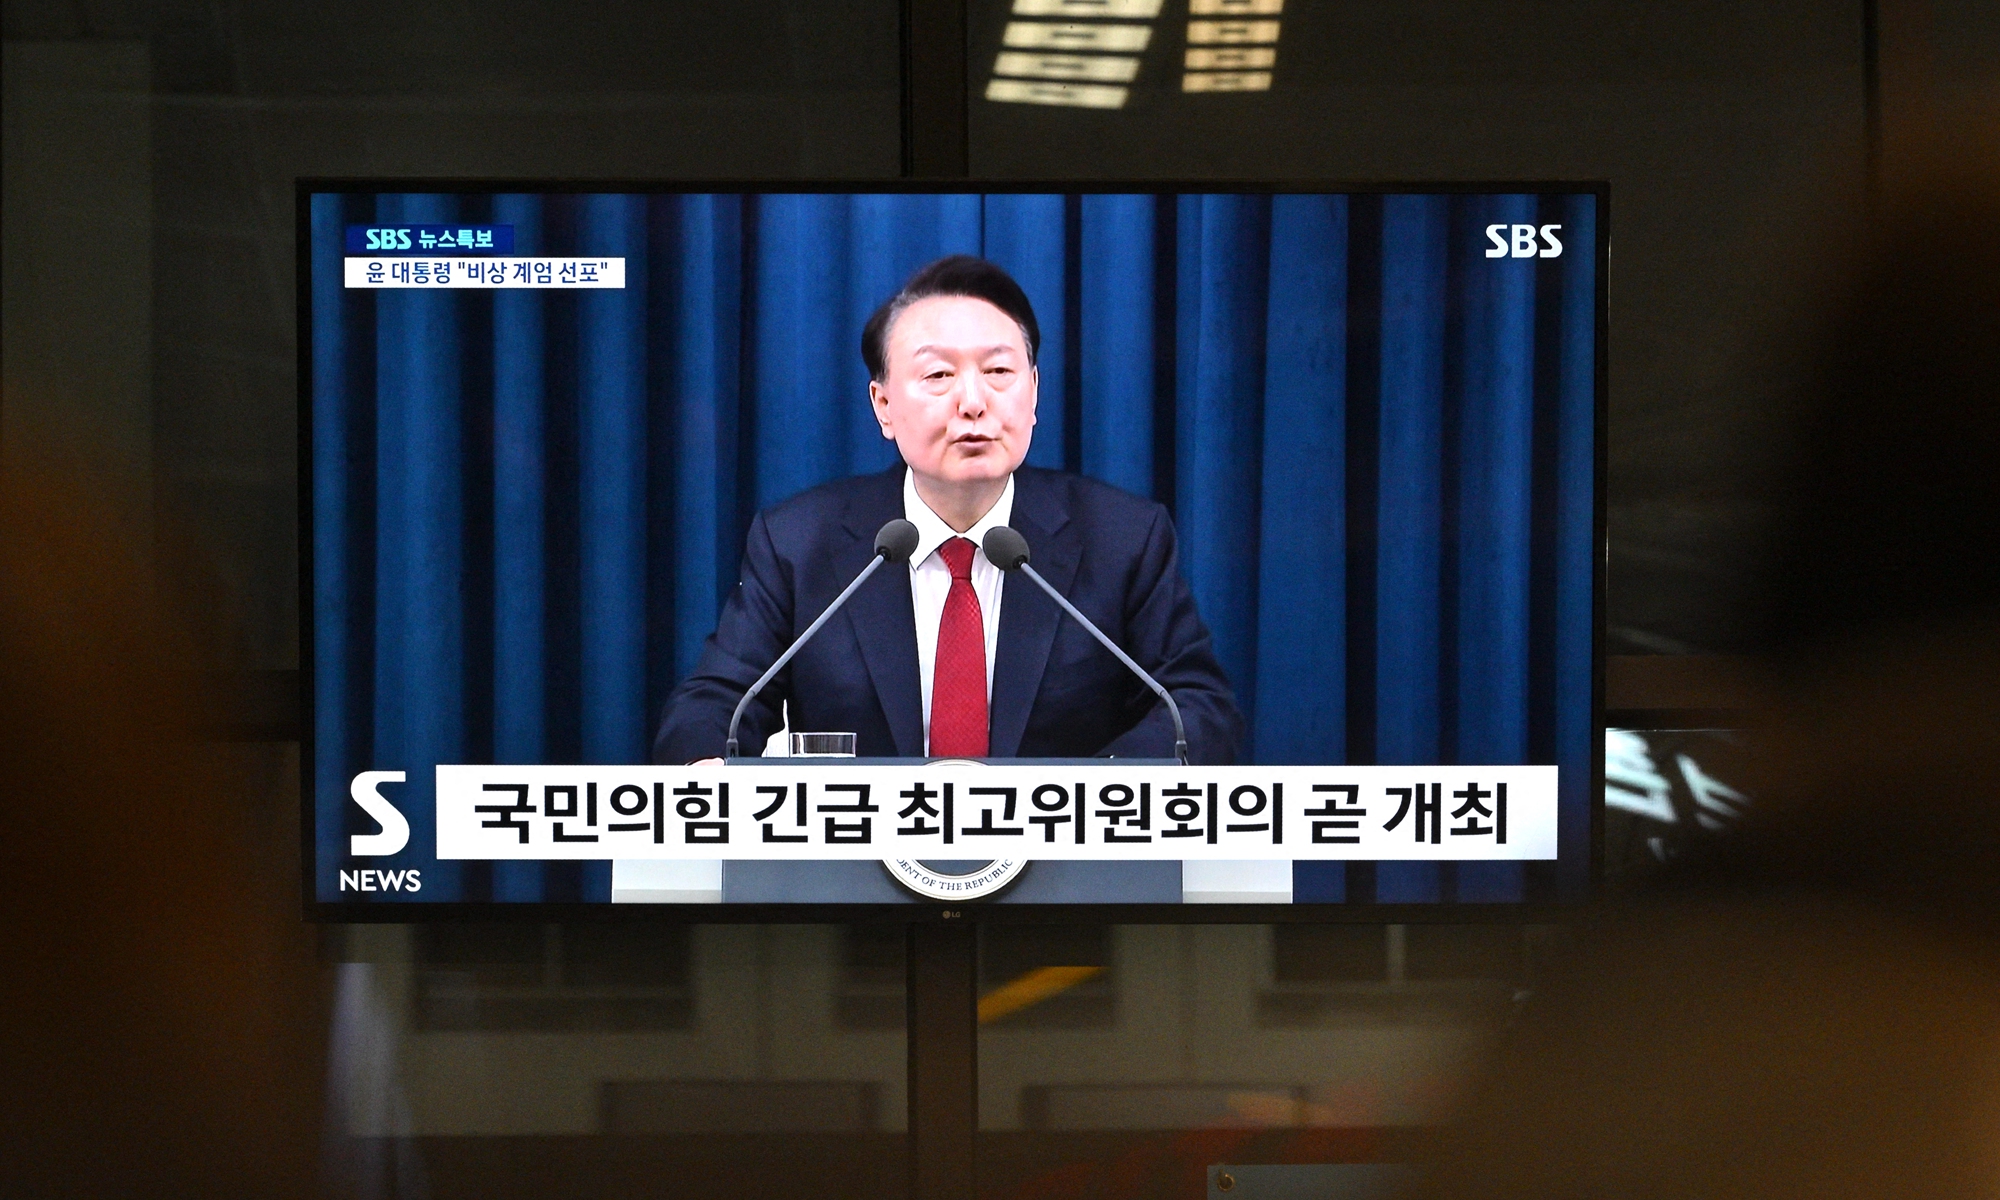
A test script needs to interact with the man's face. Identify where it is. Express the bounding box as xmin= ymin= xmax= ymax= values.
xmin=870 ymin=294 xmax=1036 ymax=489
